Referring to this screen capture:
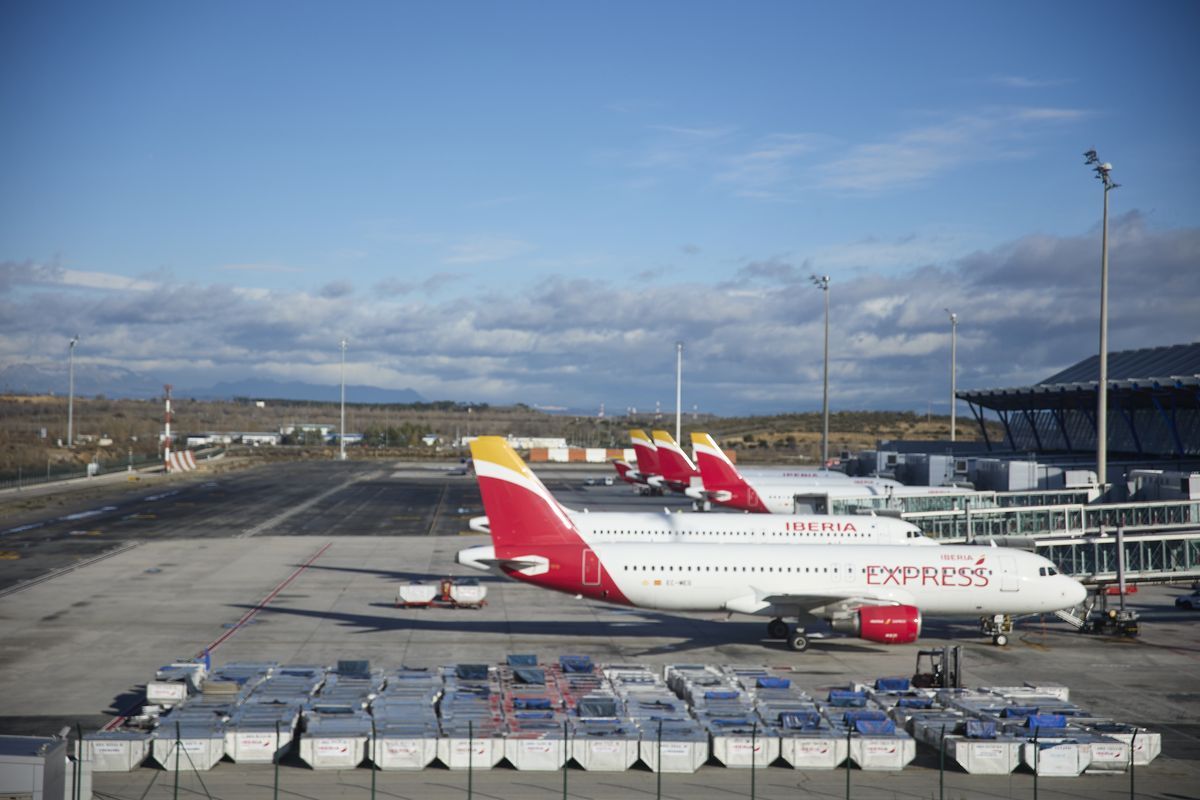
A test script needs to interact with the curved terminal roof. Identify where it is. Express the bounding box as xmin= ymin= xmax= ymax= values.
xmin=958 ymin=342 xmax=1200 ymax=457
